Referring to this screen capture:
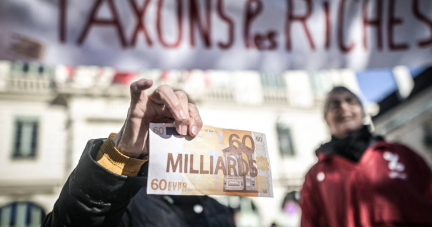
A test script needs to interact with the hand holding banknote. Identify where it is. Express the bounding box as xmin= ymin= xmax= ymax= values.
xmin=112 ymin=79 xmax=203 ymax=159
